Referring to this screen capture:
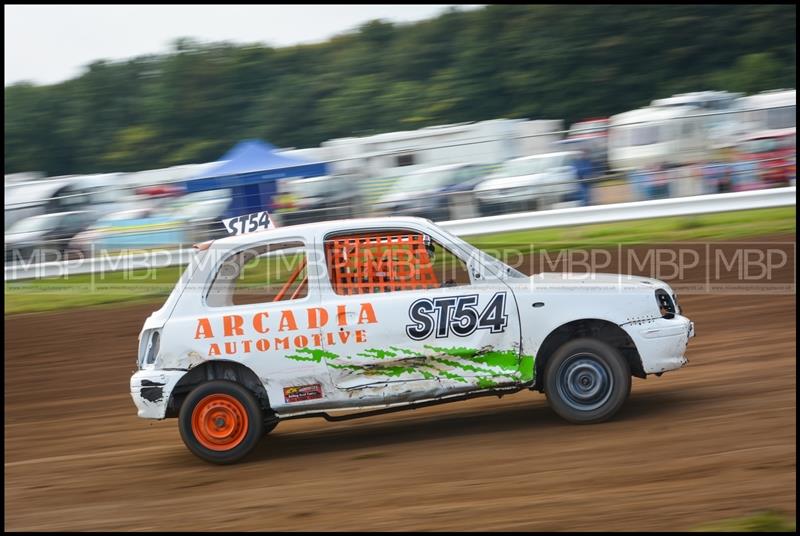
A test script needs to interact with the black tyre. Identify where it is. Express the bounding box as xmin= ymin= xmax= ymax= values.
xmin=544 ymin=338 xmax=631 ymax=424
xmin=179 ymin=380 xmax=265 ymax=464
